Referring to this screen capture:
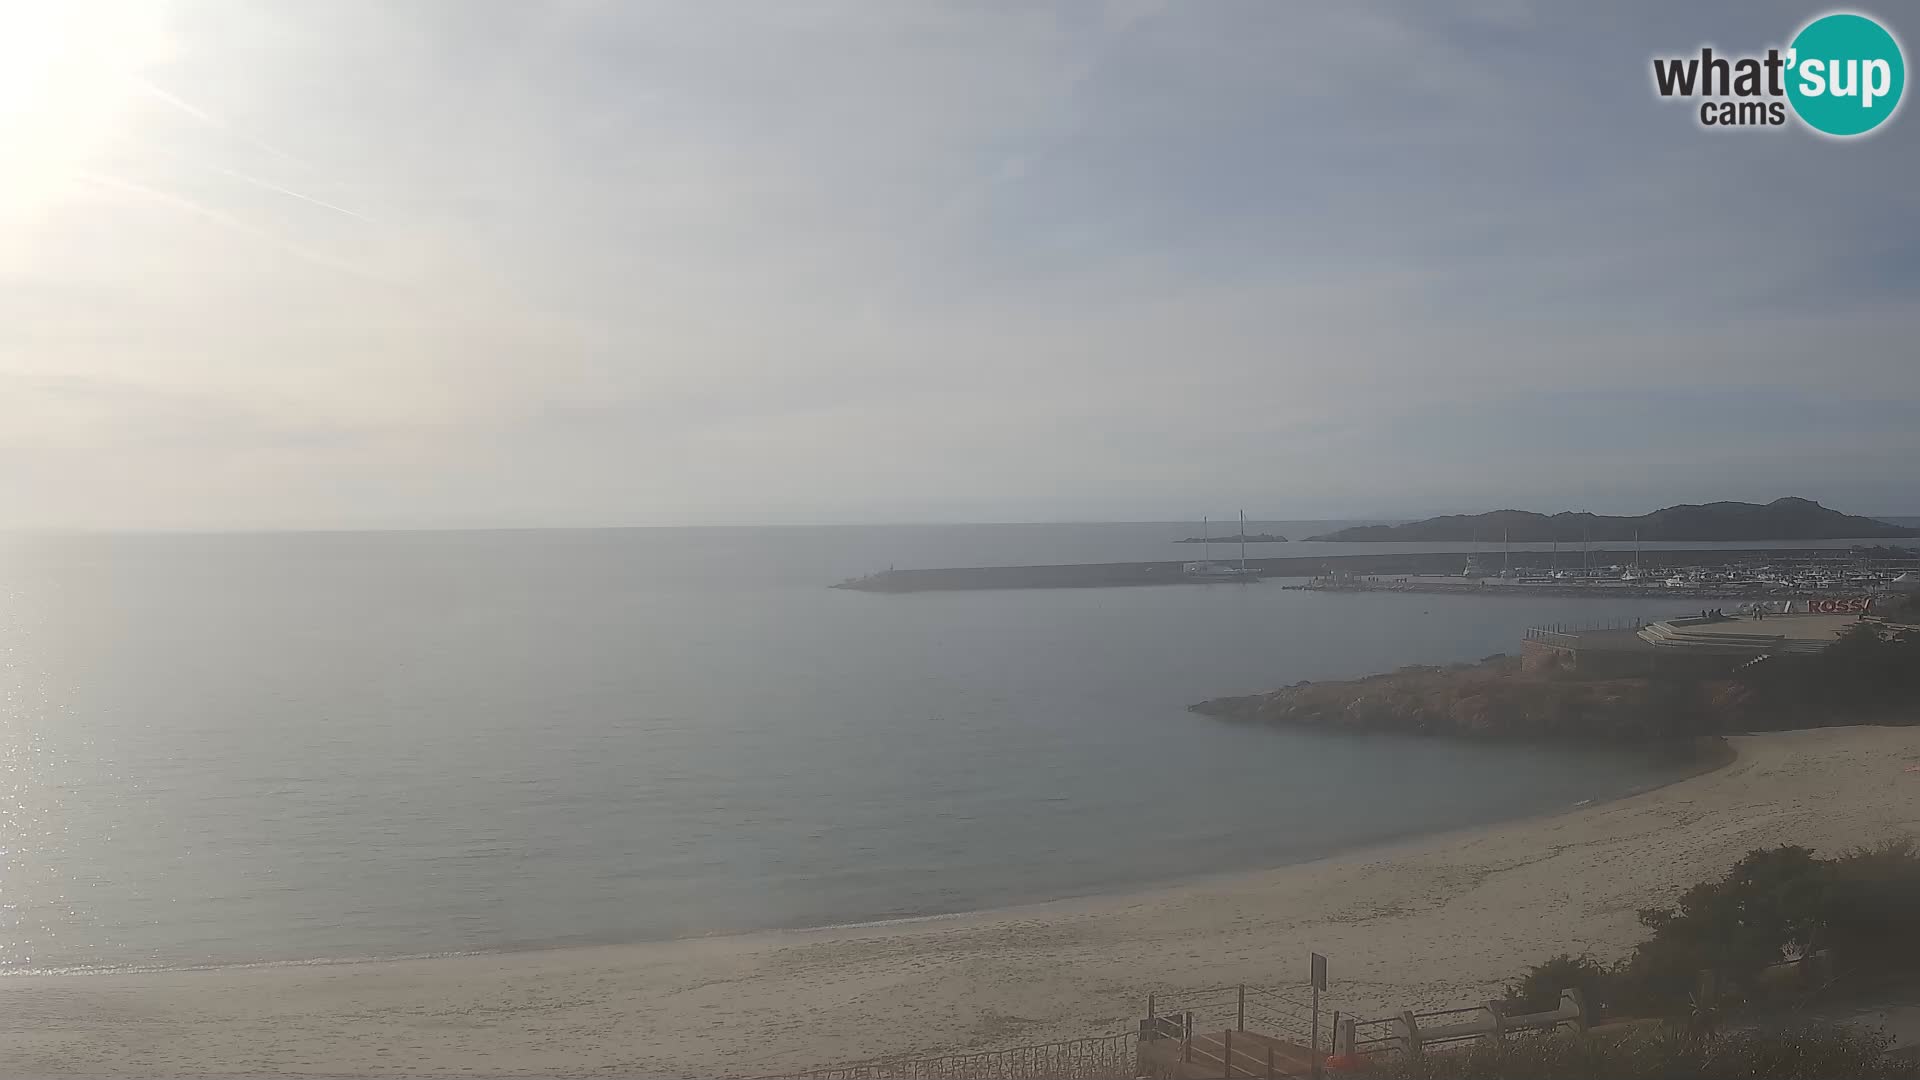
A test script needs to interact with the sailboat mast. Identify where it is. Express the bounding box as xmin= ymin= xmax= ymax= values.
xmin=1503 ymin=528 xmax=1509 ymax=575
xmin=1239 ymin=510 xmax=1248 ymax=571
xmin=1203 ymin=516 xmax=1210 ymax=563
